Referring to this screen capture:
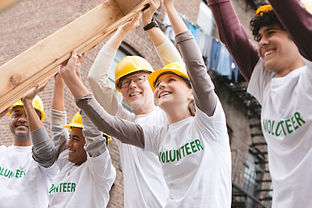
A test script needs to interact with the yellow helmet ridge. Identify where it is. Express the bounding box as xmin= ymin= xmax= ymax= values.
xmin=8 ymin=95 xmax=45 ymax=121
